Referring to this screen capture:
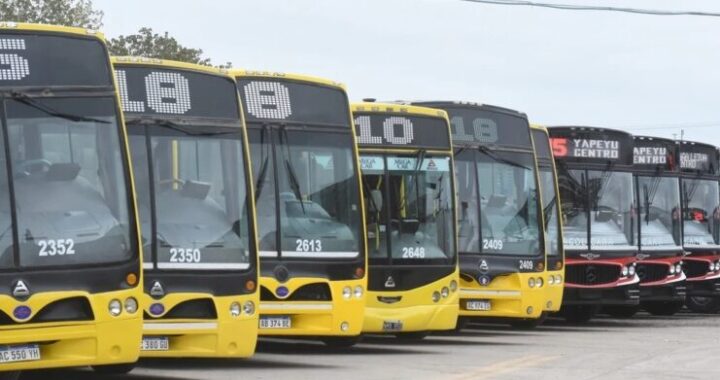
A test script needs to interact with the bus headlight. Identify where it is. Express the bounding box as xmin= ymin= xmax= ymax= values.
xmin=441 ymin=287 xmax=450 ymax=298
xmin=528 ymin=278 xmax=536 ymax=288
xmin=230 ymin=302 xmax=242 ymax=317
xmin=449 ymin=280 xmax=458 ymax=292
xmin=536 ymin=277 xmax=544 ymax=288
xmin=669 ymin=265 xmax=676 ymax=275
xmin=621 ymin=266 xmax=629 ymax=277
xmin=628 ymin=265 xmax=636 ymax=276
xmin=124 ymin=297 xmax=138 ymax=314
xmin=432 ymin=291 xmax=441 ymax=303
xmin=243 ymin=301 xmax=255 ymax=316
xmin=343 ymin=286 xmax=352 ymax=299
xmin=675 ymin=264 xmax=682 ymax=274
xmin=548 ymin=276 xmax=555 ymax=285
xmin=556 ymin=275 xmax=562 ymax=283
xmin=354 ymin=285 xmax=364 ymax=298
xmin=108 ymin=299 xmax=122 ymax=316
